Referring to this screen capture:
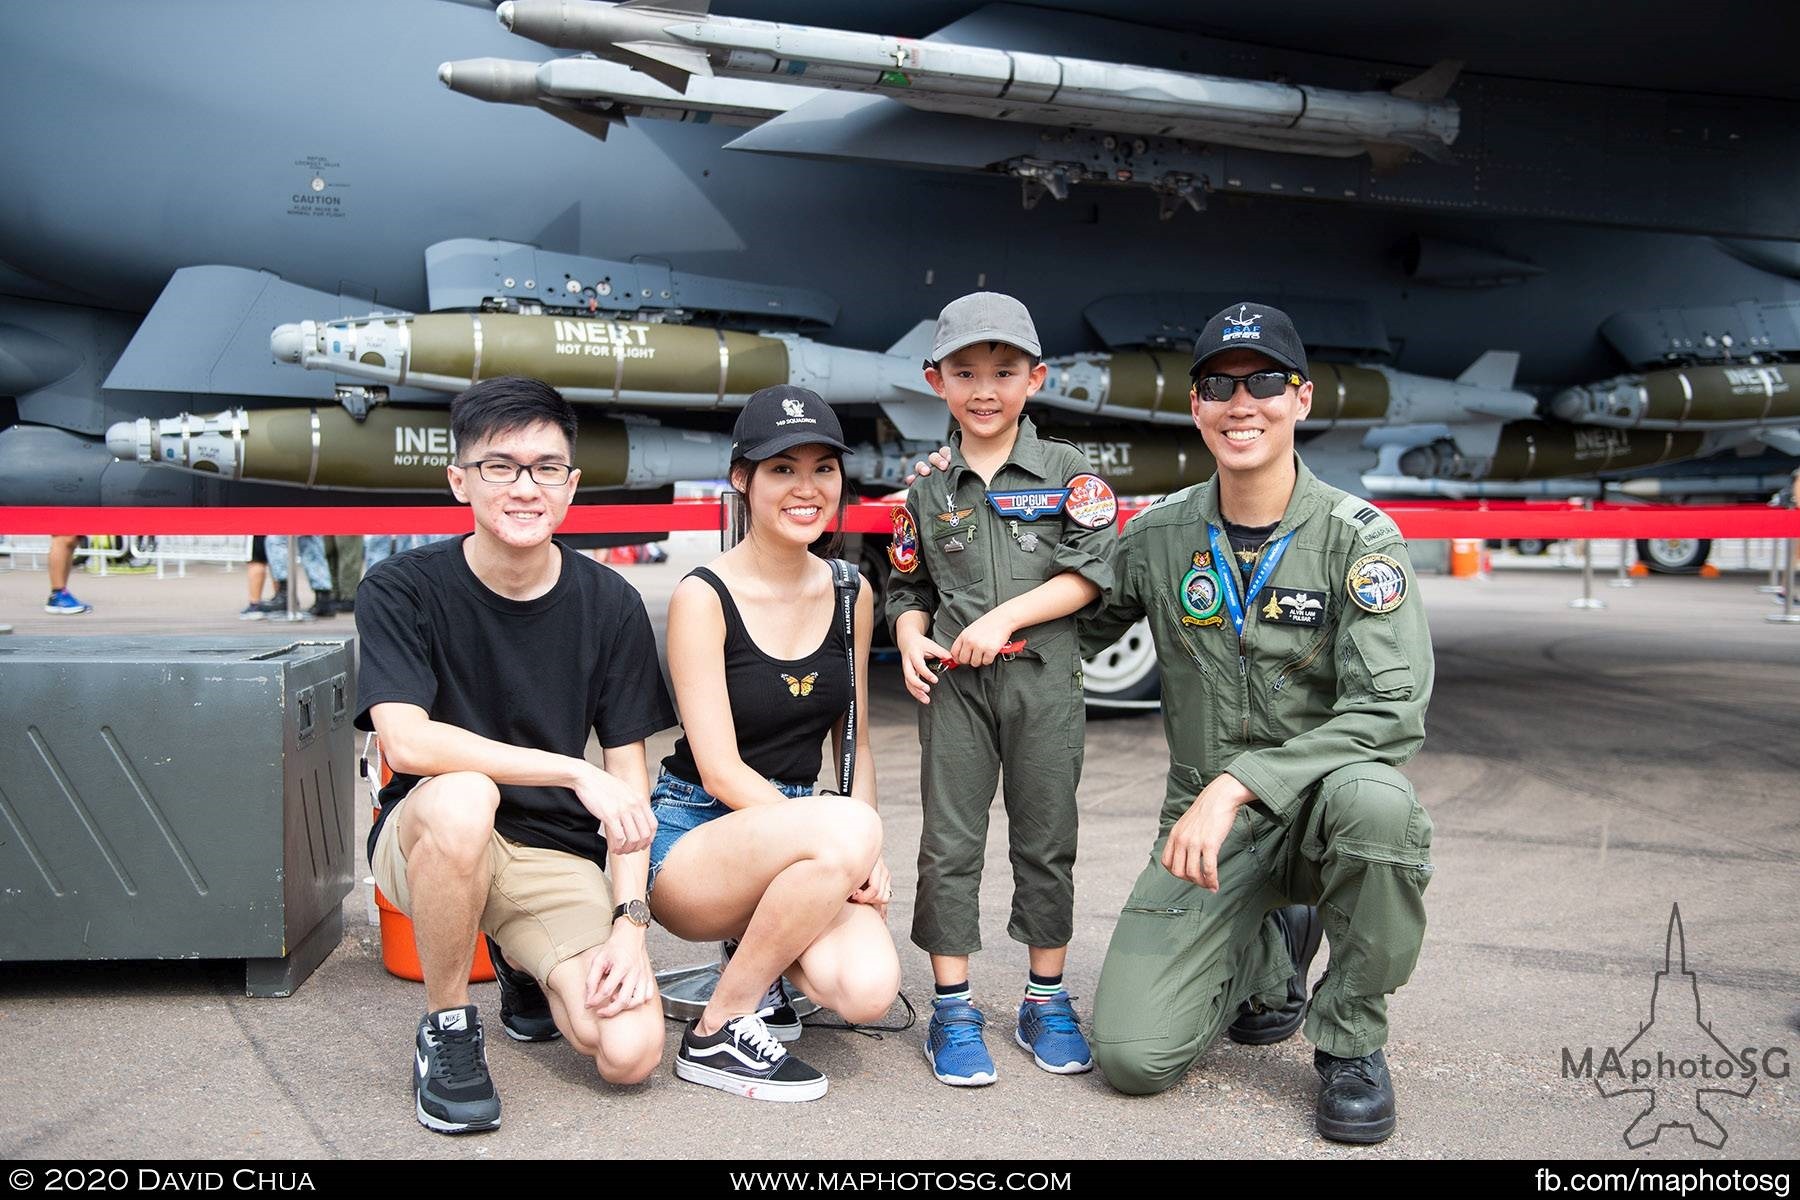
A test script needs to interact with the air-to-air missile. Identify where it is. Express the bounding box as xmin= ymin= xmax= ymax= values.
xmin=1551 ymin=363 xmax=1799 ymax=429
xmin=491 ymin=1 xmax=1459 ymax=164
